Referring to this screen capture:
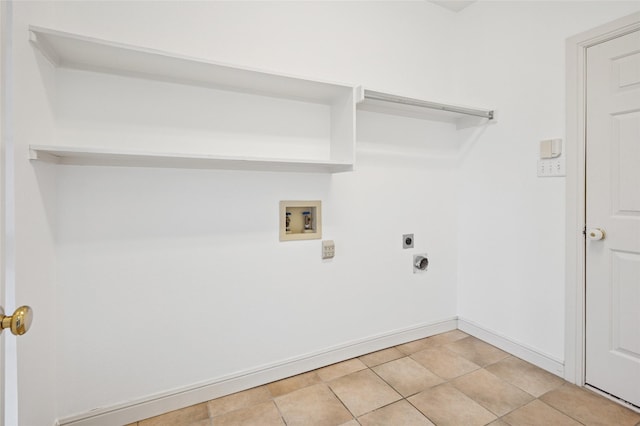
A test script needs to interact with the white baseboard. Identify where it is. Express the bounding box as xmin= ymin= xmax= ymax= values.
xmin=57 ymin=317 xmax=567 ymax=425
xmin=457 ymin=317 xmax=564 ymax=377
xmin=57 ymin=317 xmax=458 ymax=426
